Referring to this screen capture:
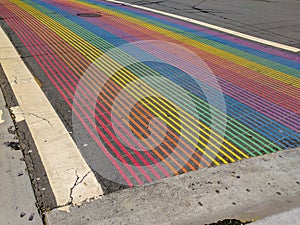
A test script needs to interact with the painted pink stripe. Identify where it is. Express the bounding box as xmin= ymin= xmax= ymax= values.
xmin=36 ymin=2 xmax=196 ymax=172
xmin=79 ymin=11 xmax=300 ymax=109
xmin=1 ymin=6 xmax=138 ymax=186
xmin=28 ymin=33 xmax=157 ymax=183
xmin=35 ymin=39 xmax=147 ymax=185
xmin=64 ymin=0 xmax=300 ymax=62
xmin=6 ymin=4 xmax=172 ymax=182
xmin=72 ymin=13 xmax=300 ymax=131
xmin=5 ymin=3 xmax=171 ymax=180
xmin=101 ymin=0 xmax=300 ymax=62
xmin=130 ymin=39 xmax=300 ymax=131
xmin=220 ymin=82 xmax=300 ymax=132
xmin=51 ymin=0 xmax=300 ymax=108
xmin=2 ymin=16 xmax=138 ymax=186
